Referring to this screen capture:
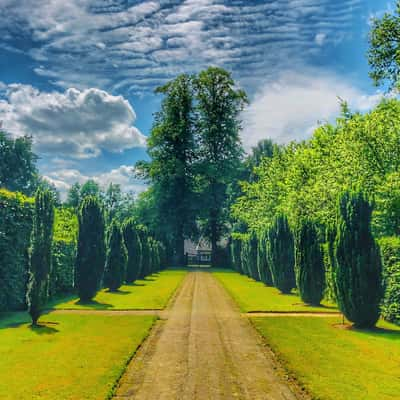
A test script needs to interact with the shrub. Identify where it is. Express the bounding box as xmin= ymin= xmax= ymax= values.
xmin=104 ymin=221 xmax=127 ymax=291
xmin=76 ymin=196 xmax=106 ymax=301
xmin=379 ymin=236 xmax=400 ymax=325
xmin=295 ymin=220 xmax=325 ymax=305
xmin=267 ymin=215 xmax=296 ymax=294
xmin=122 ymin=218 xmax=142 ymax=283
xmin=0 ymin=189 xmax=33 ymax=311
xmin=26 ymin=189 xmax=54 ymax=325
xmin=334 ymin=191 xmax=383 ymax=328
xmin=257 ymin=230 xmax=273 ymax=286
